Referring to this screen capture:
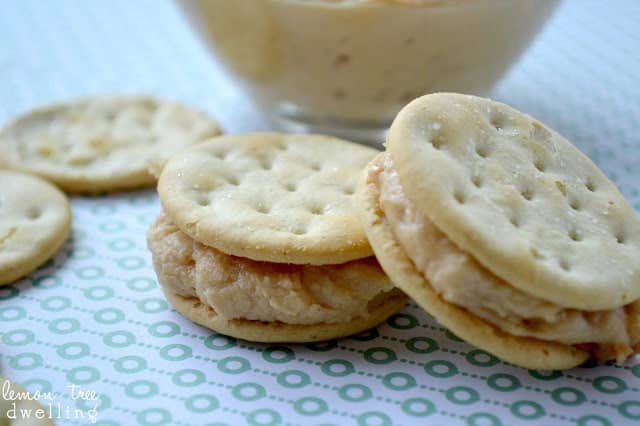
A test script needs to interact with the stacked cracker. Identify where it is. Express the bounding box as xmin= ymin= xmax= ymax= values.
xmin=357 ymin=93 xmax=640 ymax=369
xmin=148 ymin=133 xmax=407 ymax=342
xmin=0 ymin=96 xmax=220 ymax=285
